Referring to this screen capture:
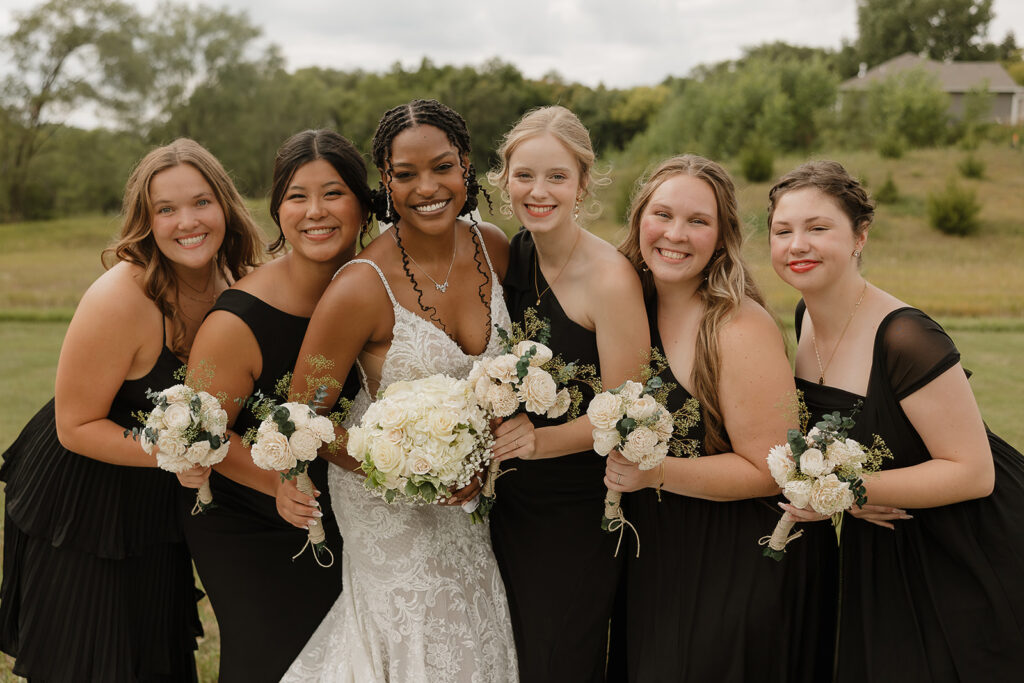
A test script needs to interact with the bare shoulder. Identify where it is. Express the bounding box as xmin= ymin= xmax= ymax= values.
xmin=718 ymin=297 xmax=786 ymax=356
xmin=582 ymin=235 xmax=642 ymax=297
xmin=319 ymin=258 xmax=392 ymax=315
xmin=474 ymin=220 xmax=511 ymax=276
xmin=75 ymin=261 xmax=155 ymax=329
